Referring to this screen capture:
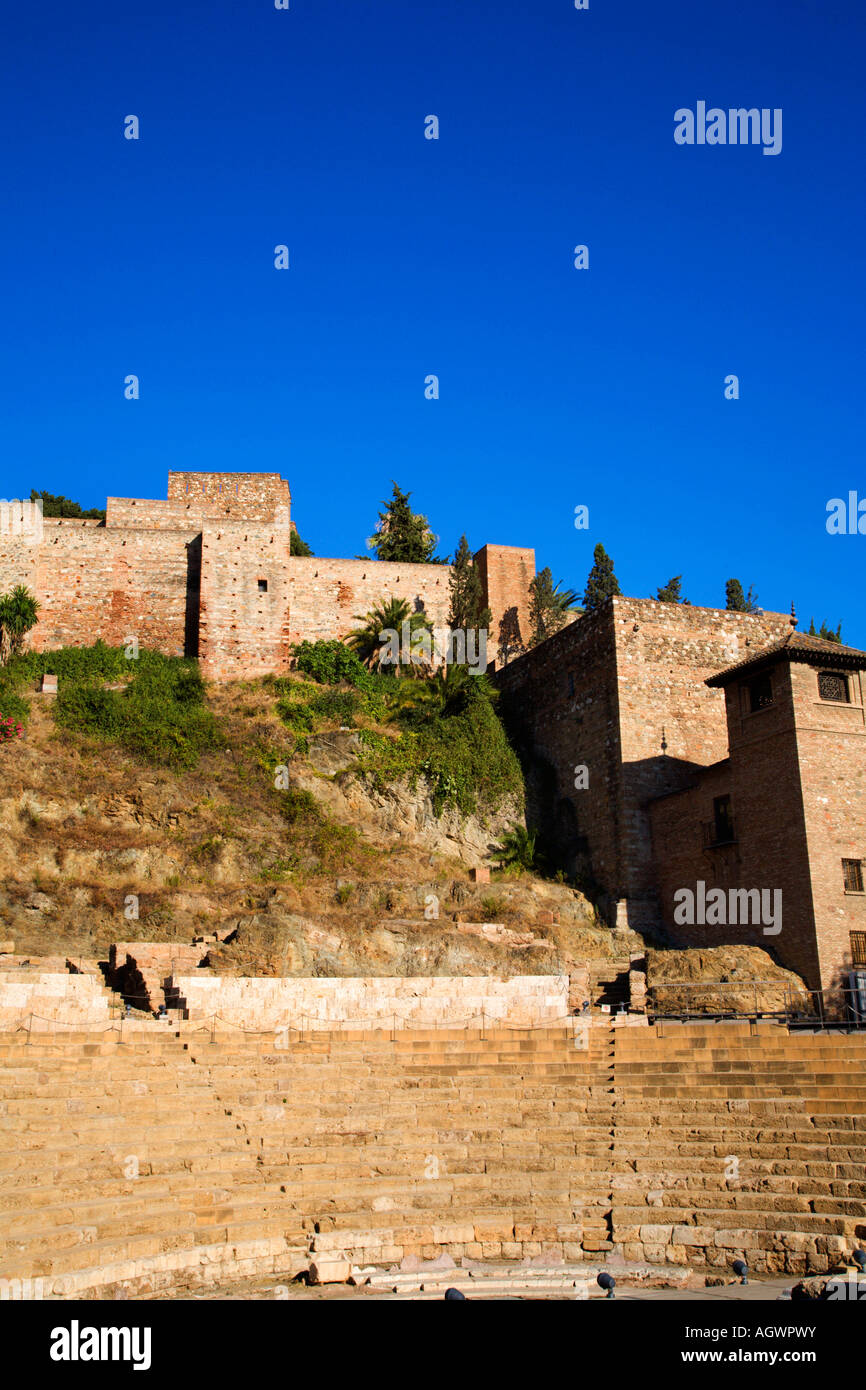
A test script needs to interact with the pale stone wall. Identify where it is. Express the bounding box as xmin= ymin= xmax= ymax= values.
xmin=171 ymin=973 xmax=570 ymax=1030
xmin=0 ymin=973 xmax=112 ymax=1029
